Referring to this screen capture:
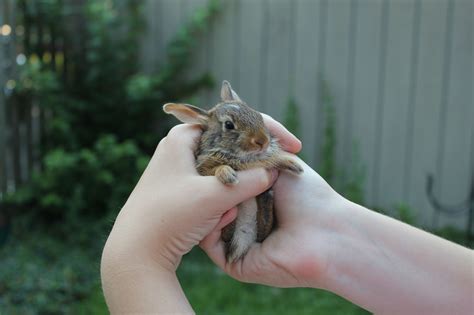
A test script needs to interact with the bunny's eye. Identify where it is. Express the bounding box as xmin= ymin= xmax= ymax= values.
xmin=224 ymin=121 xmax=235 ymax=130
